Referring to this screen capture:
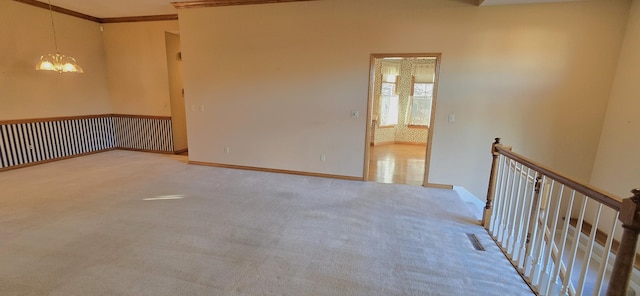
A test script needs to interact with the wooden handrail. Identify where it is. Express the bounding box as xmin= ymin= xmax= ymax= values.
xmin=494 ymin=144 xmax=622 ymax=211
xmin=485 ymin=138 xmax=639 ymax=296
